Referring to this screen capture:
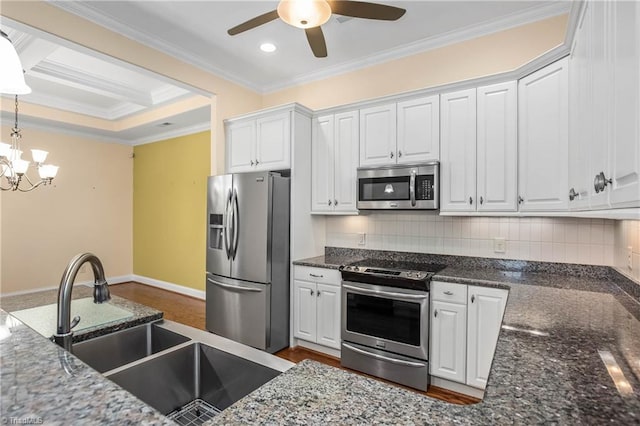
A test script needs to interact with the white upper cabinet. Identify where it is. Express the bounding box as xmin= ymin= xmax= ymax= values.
xmin=311 ymin=111 xmax=359 ymax=214
xmin=440 ymin=88 xmax=477 ymax=212
xmin=477 ymin=81 xmax=518 ymax=212
xmin=360 ymin=97 xmax=440 ymax=167
xmin=255 ymin=112 xmax=290 ymax=171
xmin=360 ymin=104 xmax=397 ymax=167
xmin=226 ymin=107 xmax=299 ymax=173
xmin=518 ymin=58 xmax=569 ymax=212
xmin=397 ymin=96 xmax=440 ymax=164
xmin=227 ymin=120 xmax=256 ymax=173
xmin=609 ymin=0 xmax=640 ymax=208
